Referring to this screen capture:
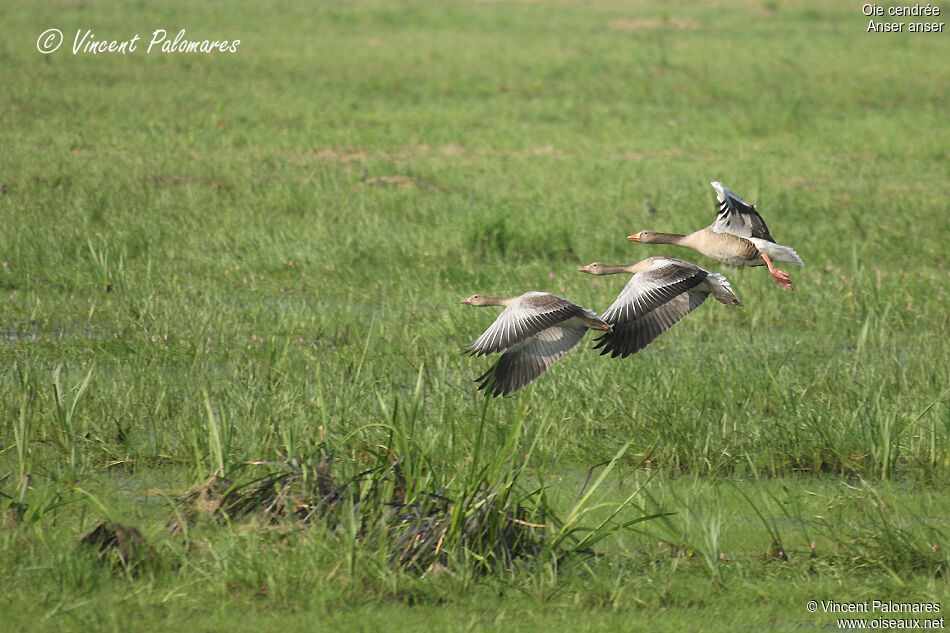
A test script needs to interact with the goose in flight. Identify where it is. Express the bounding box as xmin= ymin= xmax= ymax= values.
xmin=628 ymin=182 xmax=803 ymax=289
xmin=461 ymin=292 xmax=611 ymax=396
xmin=578 ymin=256 xmax=741 ymax=358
